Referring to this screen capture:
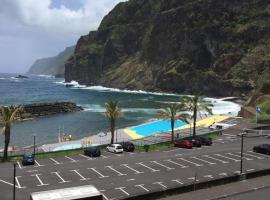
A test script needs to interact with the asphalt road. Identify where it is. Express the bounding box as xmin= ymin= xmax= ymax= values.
xmin=222 ymin=187 xmax=270 ymax=200
xmin=0 ymin=134 xmax=270 ymax=200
